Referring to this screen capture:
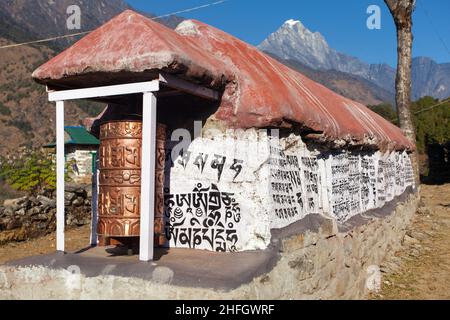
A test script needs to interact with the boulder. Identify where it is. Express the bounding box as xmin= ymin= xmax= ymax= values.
xmin=64 ymin=192 xmax=77 ymax=202
xmin=72 ymin=197 xmax=85 ymax=207
xmin=3 ymin=196 xmax=27 ymax=208
xmin=37 ymin=195 xmax=53 ymax=207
